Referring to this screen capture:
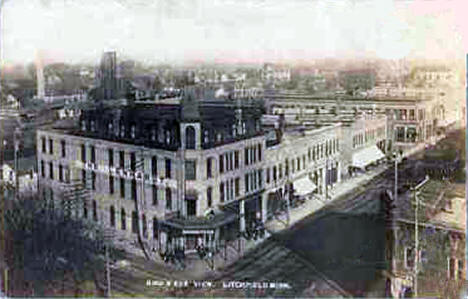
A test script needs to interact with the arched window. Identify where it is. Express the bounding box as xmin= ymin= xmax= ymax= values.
xmin=110 ymin=206 xmax=115 ymax=227
xmin=185 ymin=126 xmax=196 ymax=149
xmin=121 ymin=209 xmax=126 ymax=230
